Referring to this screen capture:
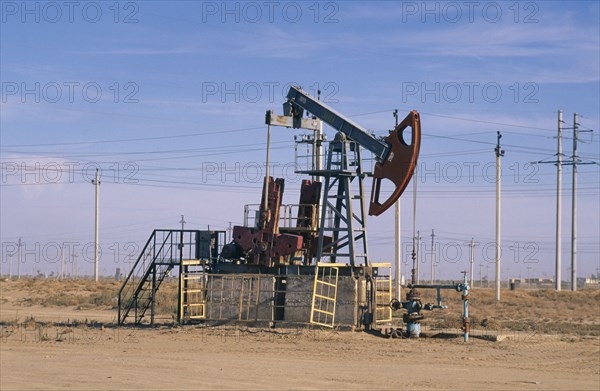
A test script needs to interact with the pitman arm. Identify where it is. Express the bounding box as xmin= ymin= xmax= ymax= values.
xmin=285 ymin=86 xmax=421 ymax=216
